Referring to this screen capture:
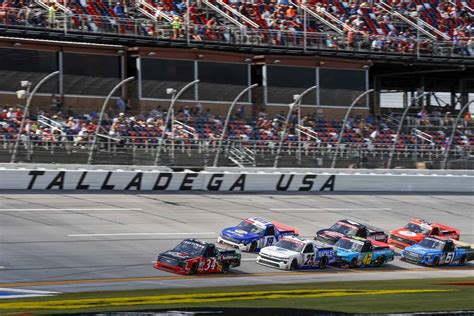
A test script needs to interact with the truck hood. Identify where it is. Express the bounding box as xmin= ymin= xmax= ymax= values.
xmin=391 ymin=228 xmax=425 ymax=242
xmin=317 ymin=229 xmax=345 ymax=243
xmin=160 ymin=250 xmax=194 ymax=261
xmin=221 ymin=227 xmax=259 ymax=242
xmin=403 ymin=244 xmax=436 ymax=255
xmin=334 ymin=247 xmax=358 ymax=258
xmin=260 ymin=246 xmax=298 ymax=259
